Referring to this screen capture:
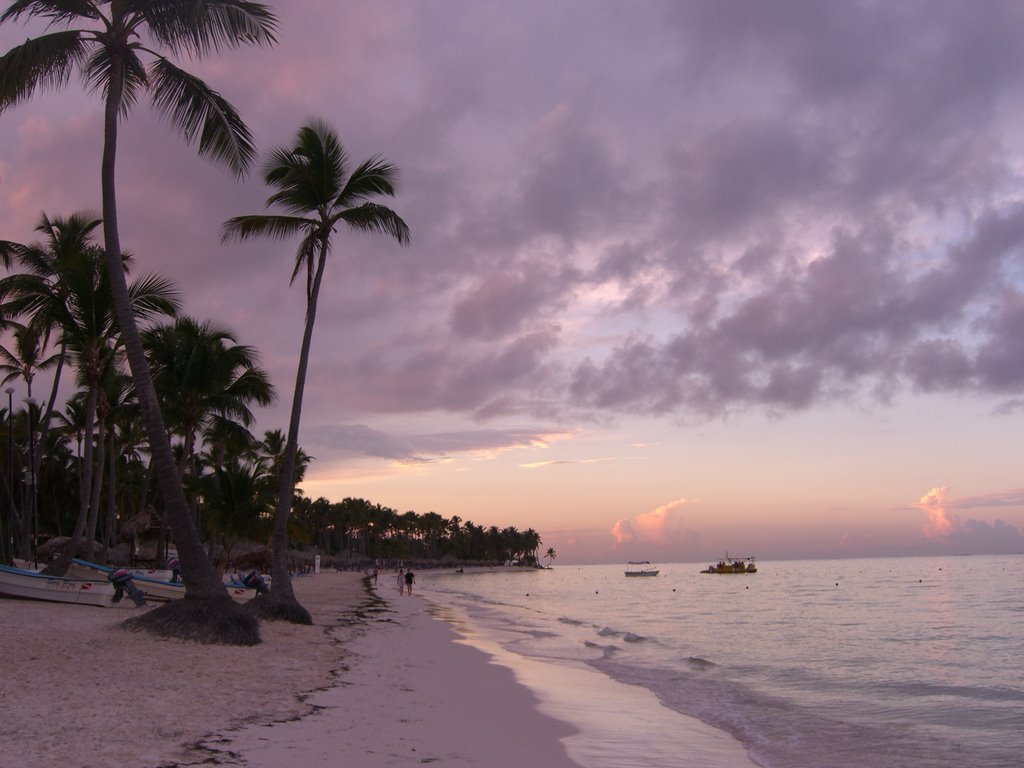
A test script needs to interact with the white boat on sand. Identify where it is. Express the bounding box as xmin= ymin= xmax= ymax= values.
xmin=70 ymin=558 xmax=258 ymax=603
xmin=69 ymin=559 xmax=186 ymax=602
xmin=0 ymin=563 xmax=143 ymax=609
